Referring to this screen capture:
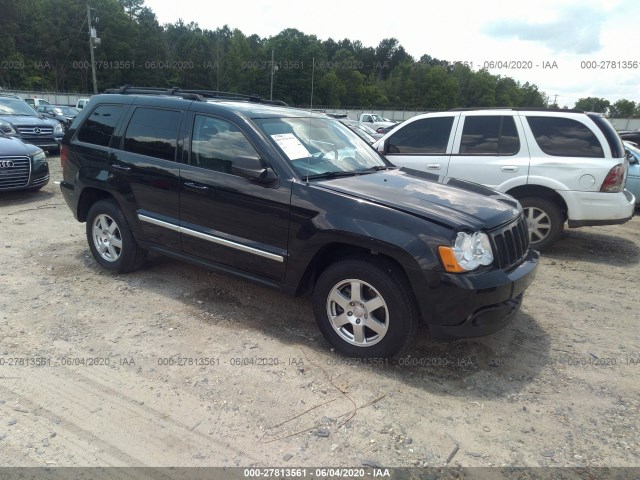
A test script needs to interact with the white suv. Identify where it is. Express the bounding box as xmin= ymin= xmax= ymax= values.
xmin=374 ymin=108 xmax=636 ymax=250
